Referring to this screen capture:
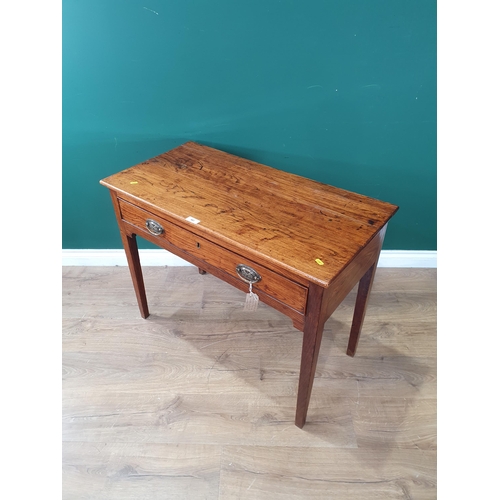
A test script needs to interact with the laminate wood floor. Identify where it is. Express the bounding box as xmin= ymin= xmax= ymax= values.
xmin=62 ymin=266 xmax=436 ymax=499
